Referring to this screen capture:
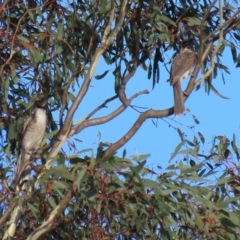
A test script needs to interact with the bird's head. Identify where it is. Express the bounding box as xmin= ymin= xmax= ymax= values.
xmin=35 ymin=93 xmax=51 ymax=108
